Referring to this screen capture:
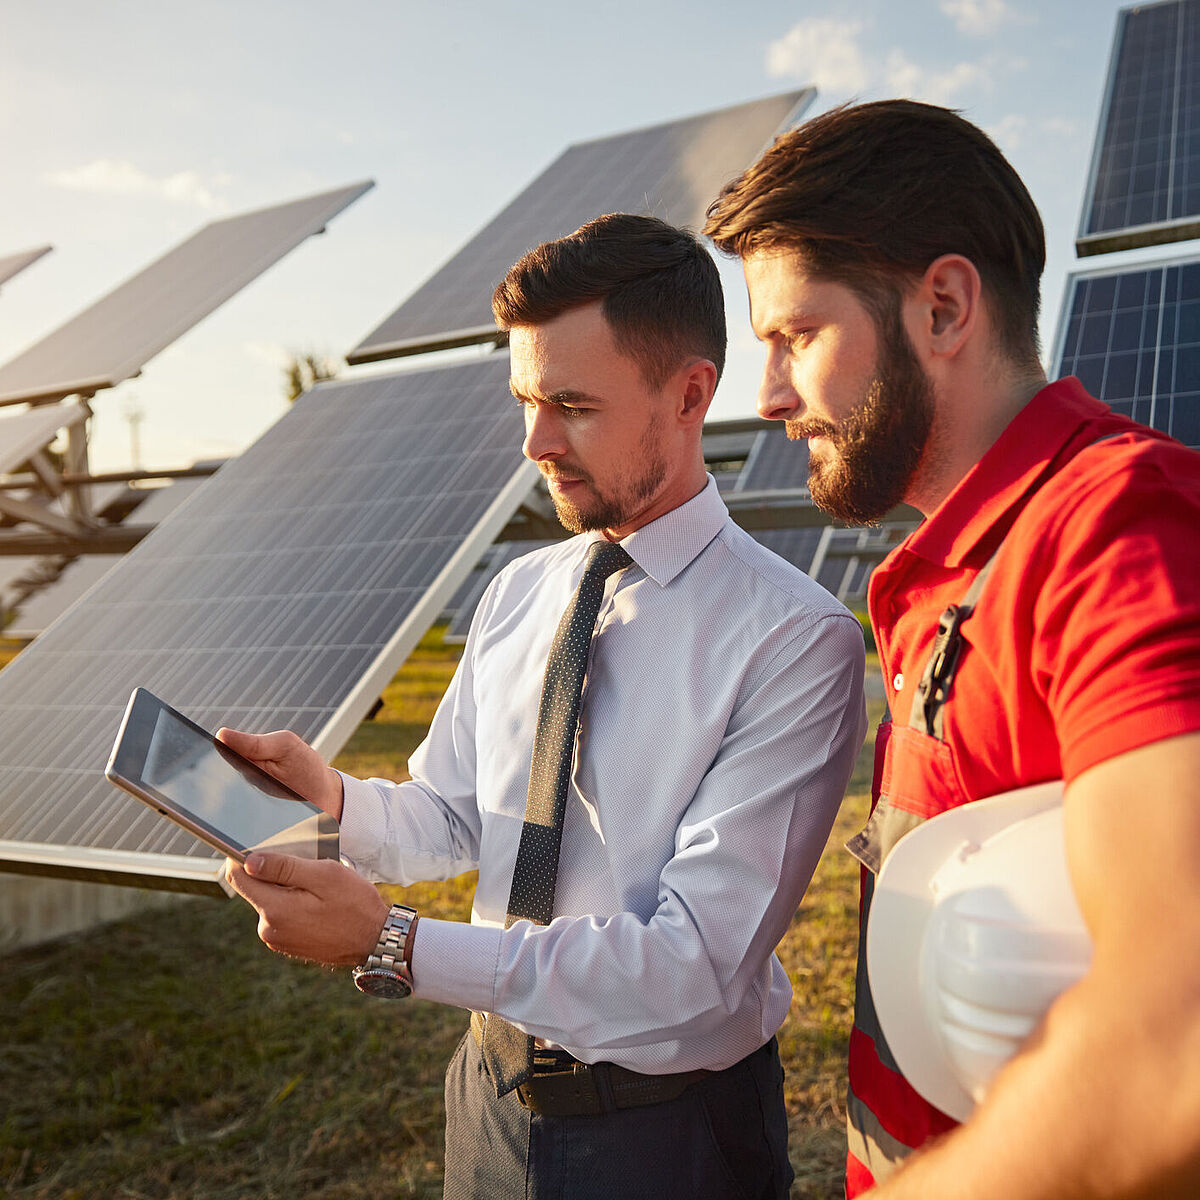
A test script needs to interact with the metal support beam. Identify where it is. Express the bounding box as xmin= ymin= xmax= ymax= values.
xmin=0 ymin=524 xmax=153 ymax=556
xmin=0 ymin=494 xmax=89 ymax=537
xmin=25 ymin=449 xmax=64 ymax=498
xmin=0 ymin=463 xmax=221 ymax=493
